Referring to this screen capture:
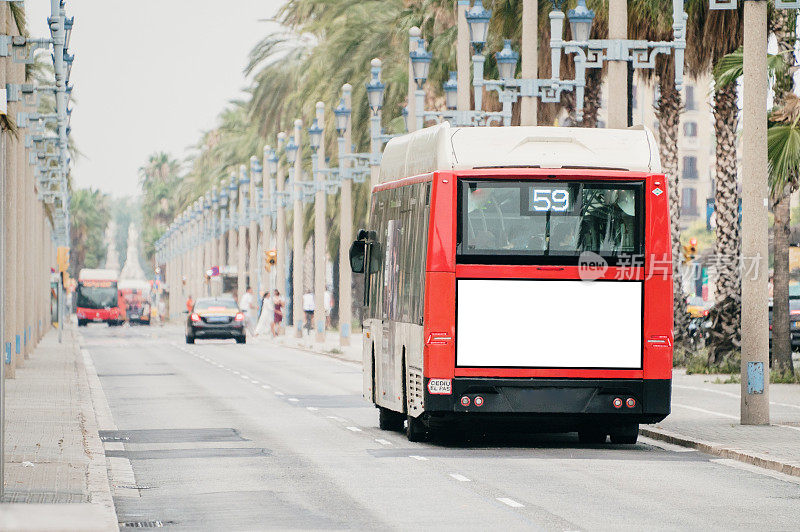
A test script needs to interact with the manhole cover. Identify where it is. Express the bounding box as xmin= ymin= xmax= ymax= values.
xmin=116 ymin=484 xmax=152 ymax=490
xmin=120 ymin=521 xmax=174 ymax=528
xmin=101 ymin=435 xmax=130 ymax=442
